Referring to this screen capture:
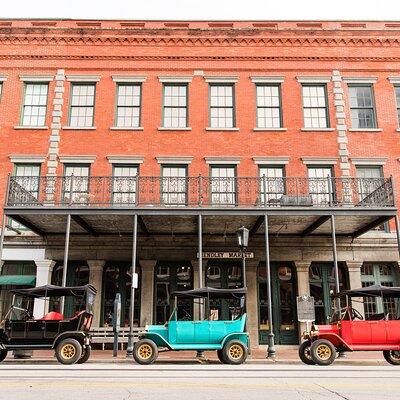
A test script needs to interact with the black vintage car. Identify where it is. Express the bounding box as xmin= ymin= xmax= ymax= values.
xmin=0 ymin=284 xmax=97 ymax=365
